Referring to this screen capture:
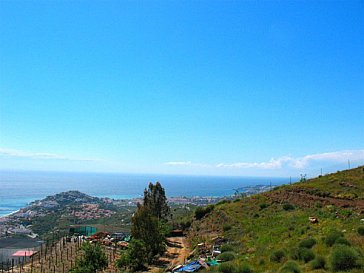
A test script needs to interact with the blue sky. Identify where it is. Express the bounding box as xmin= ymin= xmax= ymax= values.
xmin=0 ymin=0 xmax=363 ymax=177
